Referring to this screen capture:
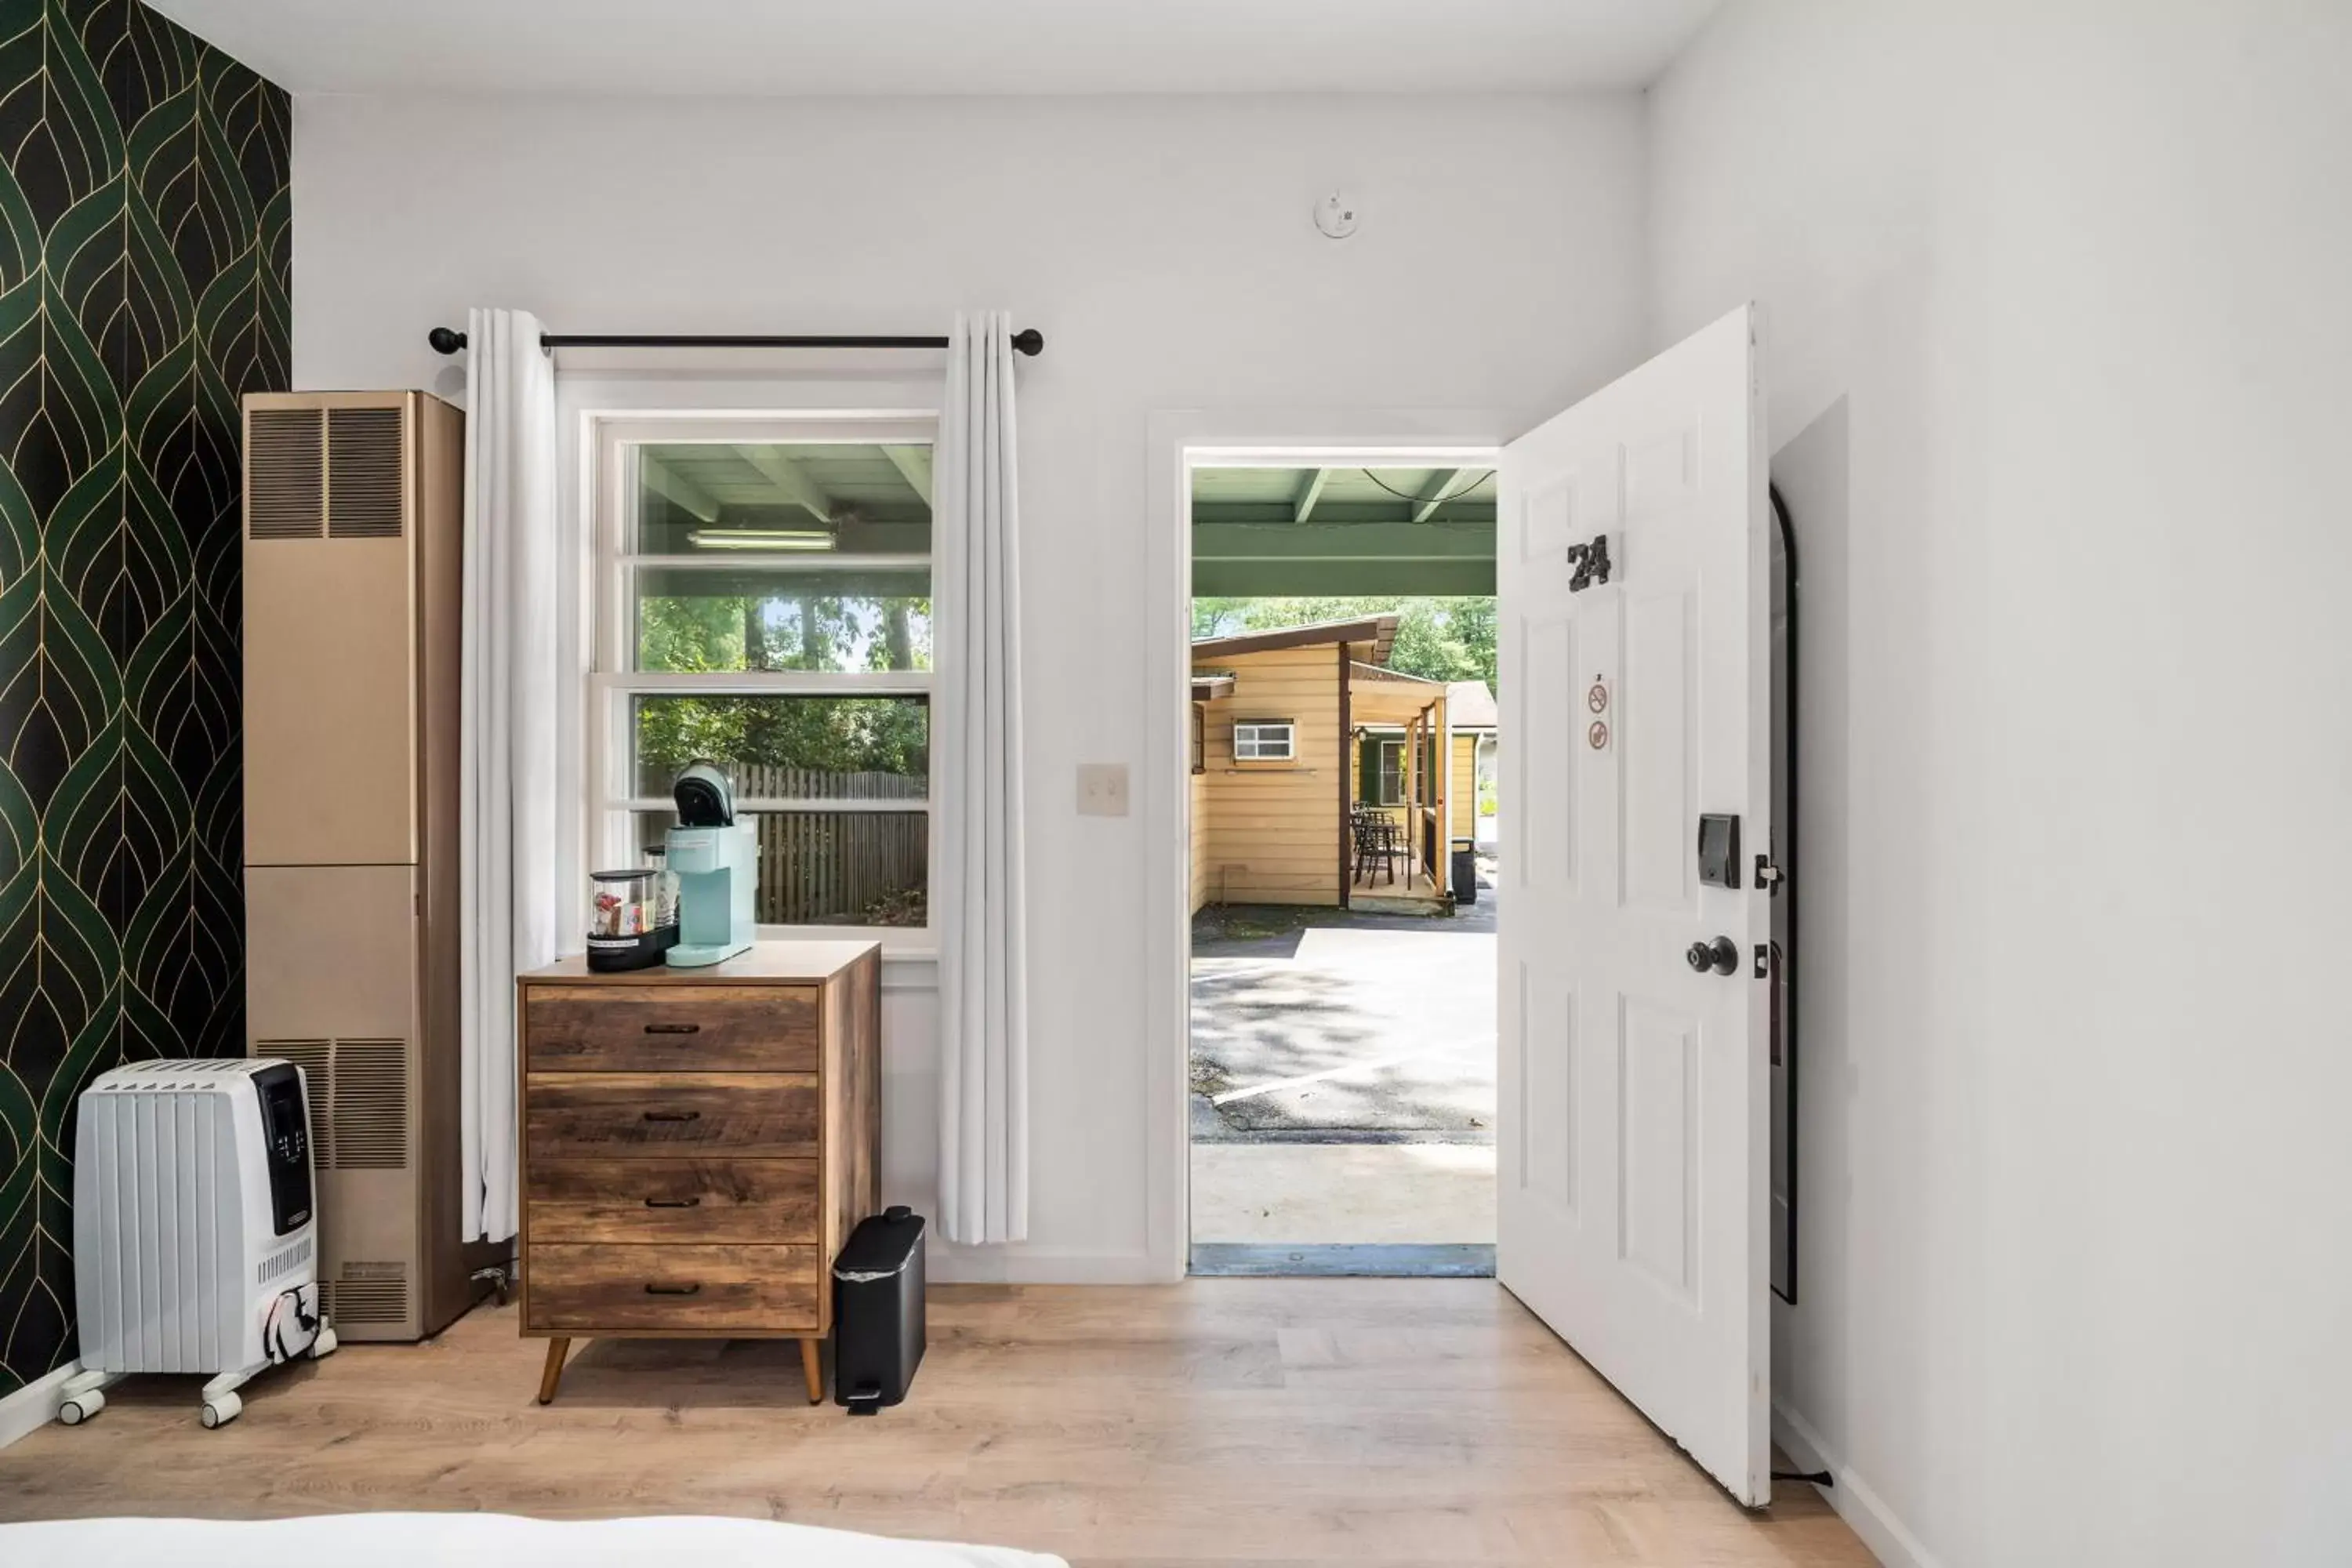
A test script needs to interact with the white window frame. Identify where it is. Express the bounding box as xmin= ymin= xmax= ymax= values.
xmin=1232 ymin=719 xmax=1297 ymax=762
xmin=1377 ymin=738 xmax=1406 ymax=805
xmin=586 ymin=412 xmax=940 ymax=940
